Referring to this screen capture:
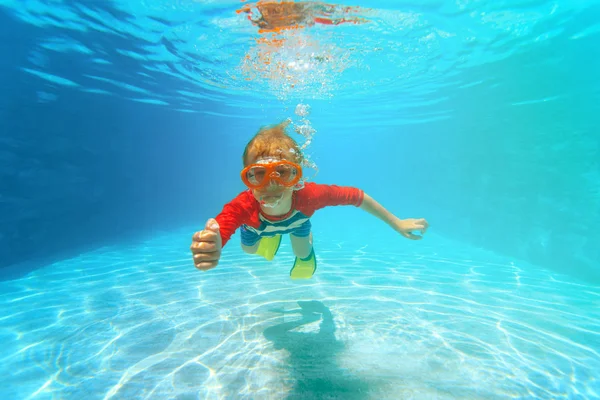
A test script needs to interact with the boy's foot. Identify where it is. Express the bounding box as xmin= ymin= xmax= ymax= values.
xmin=290 ymin=248 xmax=317 ymax=279
xmin=255 ymin=235 xmax=282 ymax=261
